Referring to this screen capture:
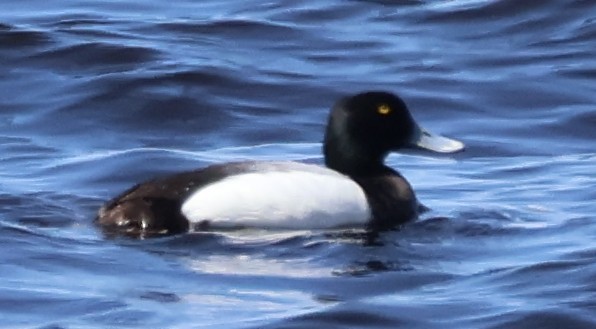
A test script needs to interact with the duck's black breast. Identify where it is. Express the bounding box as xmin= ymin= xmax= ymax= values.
xmin=353 ymin=170 xmax=418 ymax=230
